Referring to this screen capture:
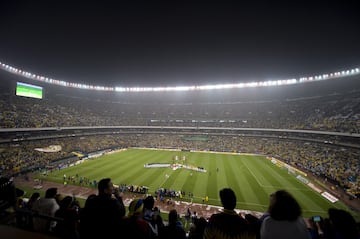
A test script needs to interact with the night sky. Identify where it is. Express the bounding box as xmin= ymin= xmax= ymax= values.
xmin=0 ymin=1 xmax=359 ymax=87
